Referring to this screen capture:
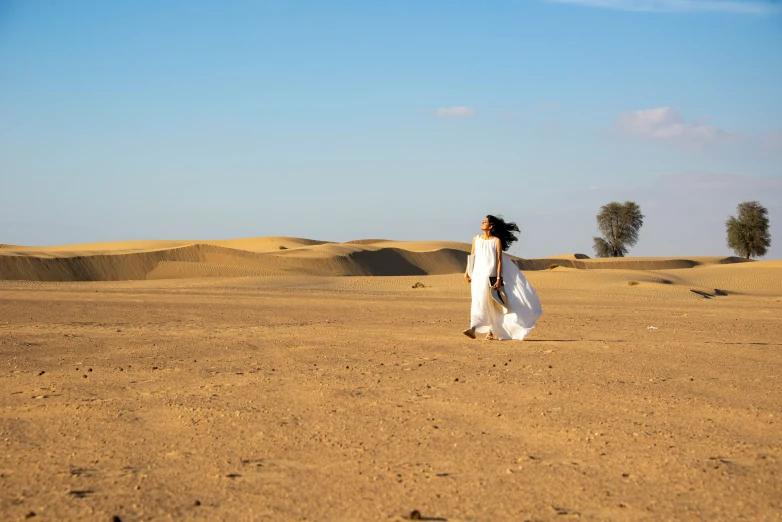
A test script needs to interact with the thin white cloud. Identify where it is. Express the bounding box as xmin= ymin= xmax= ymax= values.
xmin=435 ymin=106 xmax=477 ymax=118
xmin=613 ymin=107 xmax=740 ymax=148
xmin=546 ymin=0 xmax=781 ymax=14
